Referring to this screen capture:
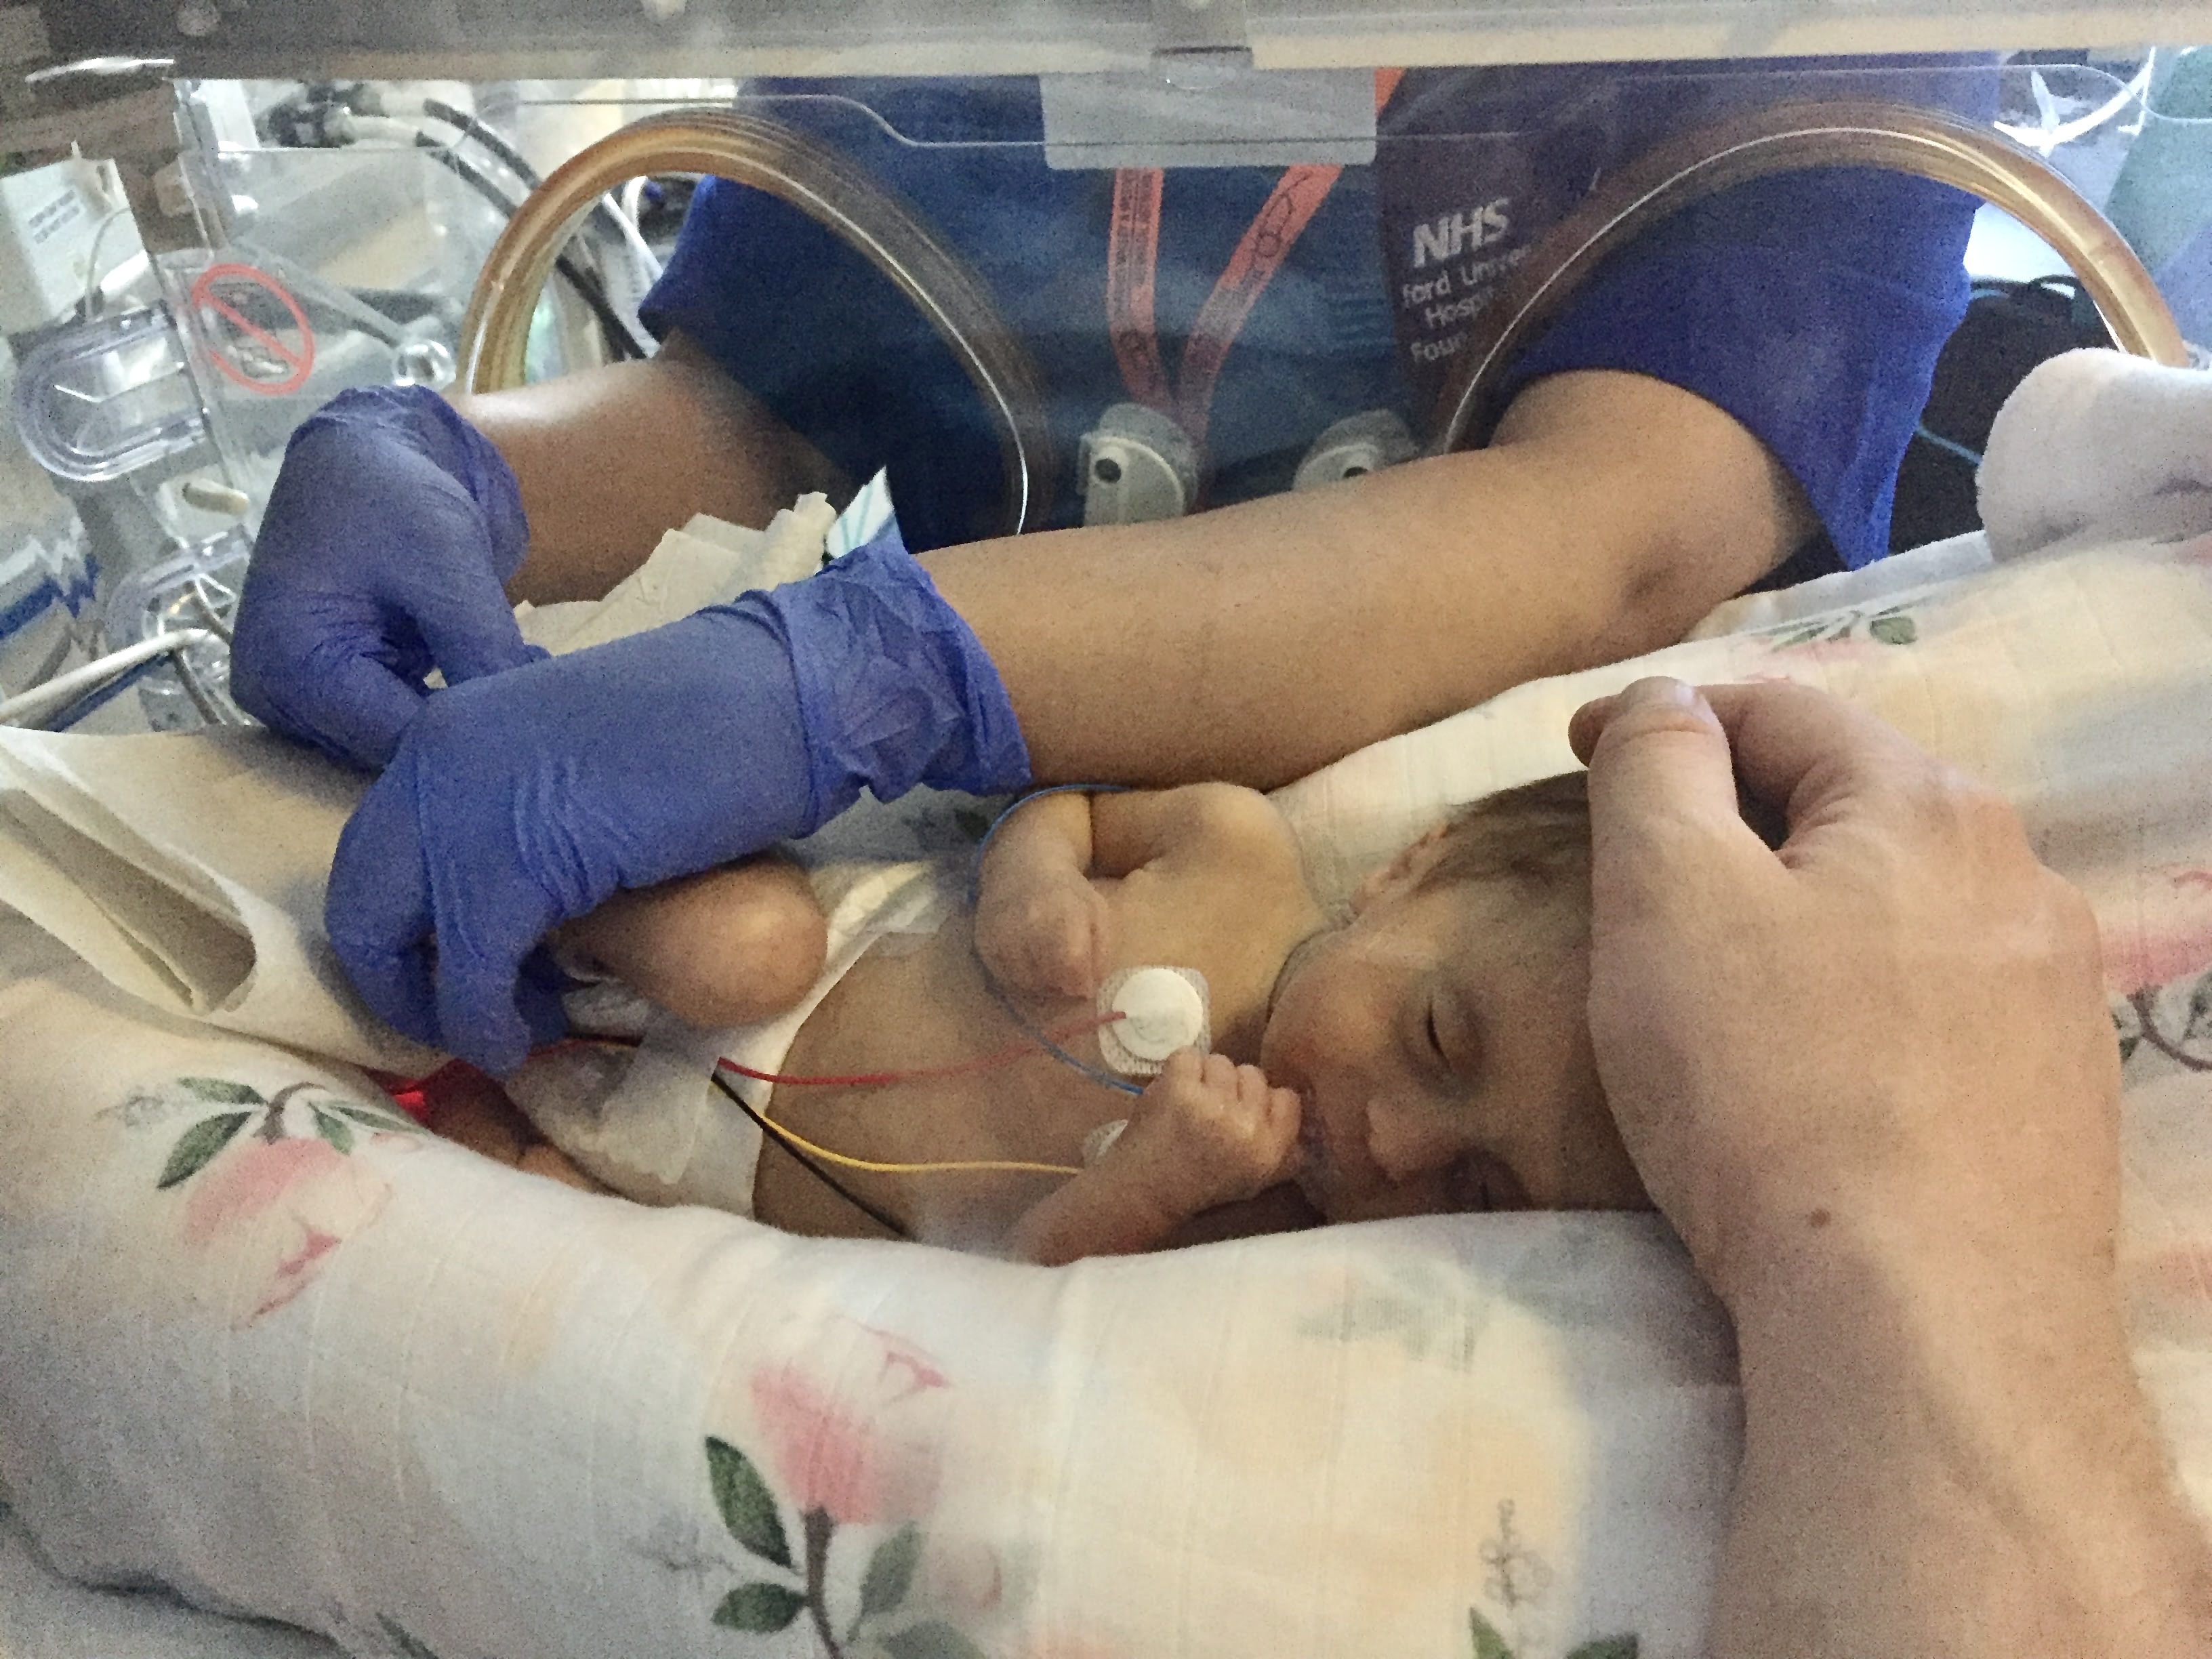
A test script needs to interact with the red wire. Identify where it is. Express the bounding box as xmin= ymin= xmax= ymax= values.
xmin=517 ymin=1009 xmax=1126 ymax=1092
